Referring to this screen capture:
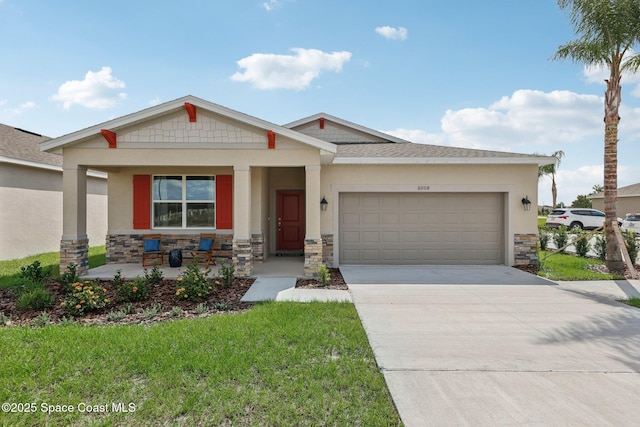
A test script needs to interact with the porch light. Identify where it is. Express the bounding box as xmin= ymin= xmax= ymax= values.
xmin=320 ymin=196 xmax=328 ymax=211
xmin=521 ymin=196 xmax=532 ymax=211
